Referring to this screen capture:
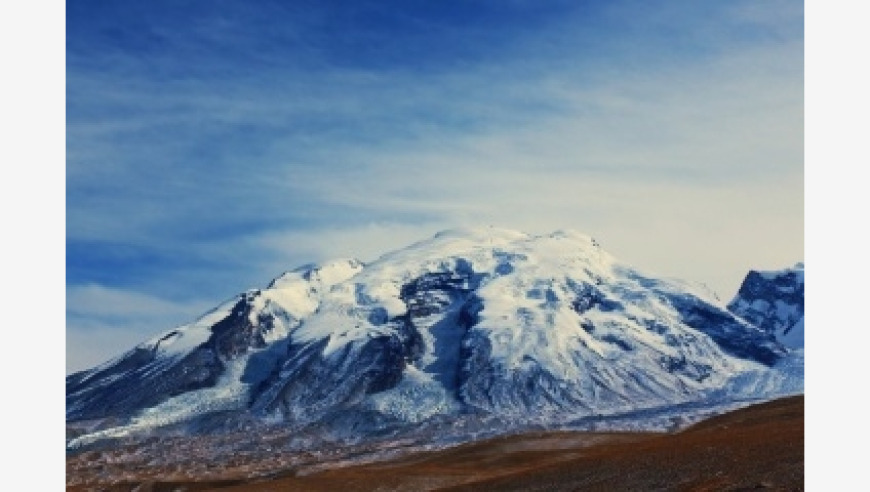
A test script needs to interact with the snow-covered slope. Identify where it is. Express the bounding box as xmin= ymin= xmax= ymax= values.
xmin=66 ymin=259 xmax=364 ymax=421
xmin=67 ymin=227 xmax=799 ymax=448
xmin=727 ymin=263 xmax=804 ymax=349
